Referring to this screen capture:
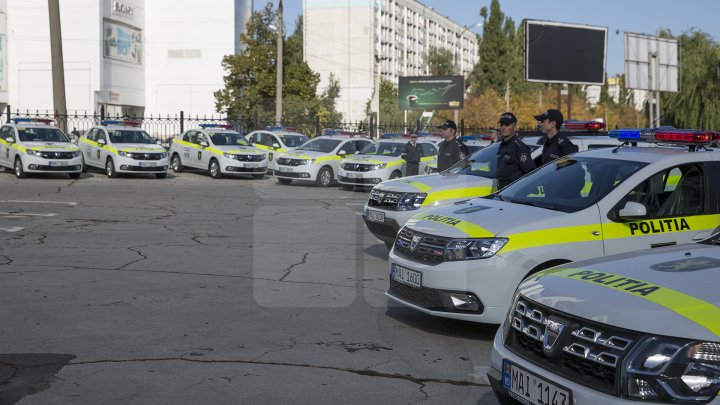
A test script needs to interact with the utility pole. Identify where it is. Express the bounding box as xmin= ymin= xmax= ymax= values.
xmin=48 ymin=0 xmax=67 ymax=132
xmin=275 ymin=0 xmax=283 ymax=125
